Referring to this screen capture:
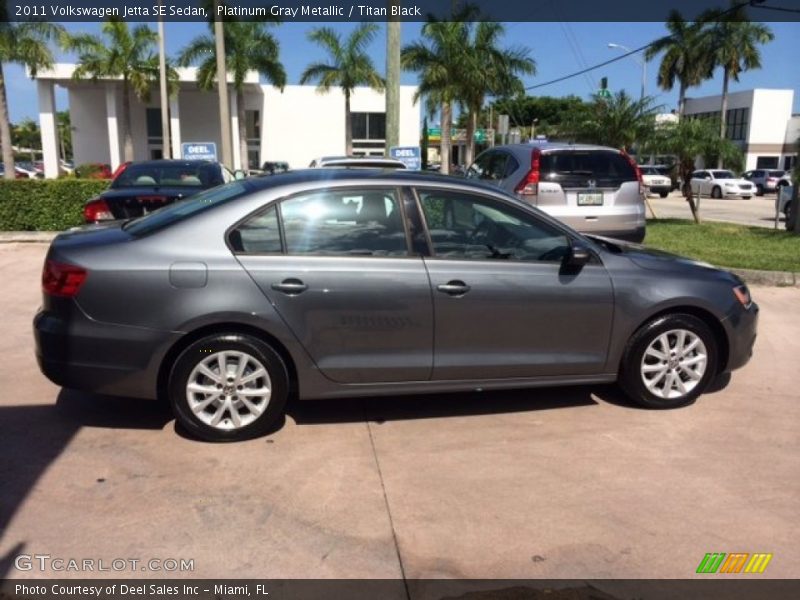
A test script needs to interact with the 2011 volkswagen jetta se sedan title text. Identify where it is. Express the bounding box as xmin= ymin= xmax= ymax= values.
xmin=34 ymin=170 xmax=758 ymax=441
